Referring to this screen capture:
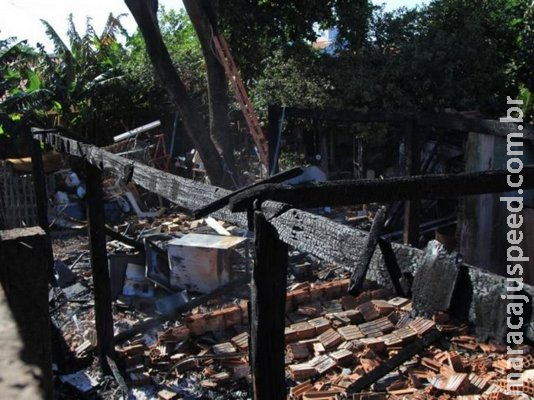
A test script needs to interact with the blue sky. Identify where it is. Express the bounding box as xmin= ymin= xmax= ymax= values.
xmin=1 ymin=0 xmax=425 ymax=51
